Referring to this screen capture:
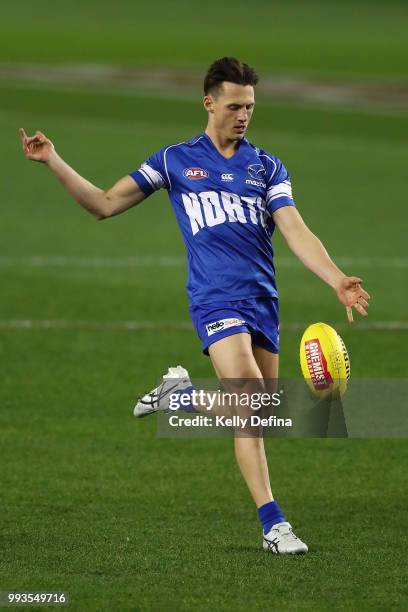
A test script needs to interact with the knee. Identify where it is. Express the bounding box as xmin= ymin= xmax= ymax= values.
xmin=235 ymin=435 xmax=264 ymax=451
xmin=230 ymin=350 xmax=261 ymax=381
